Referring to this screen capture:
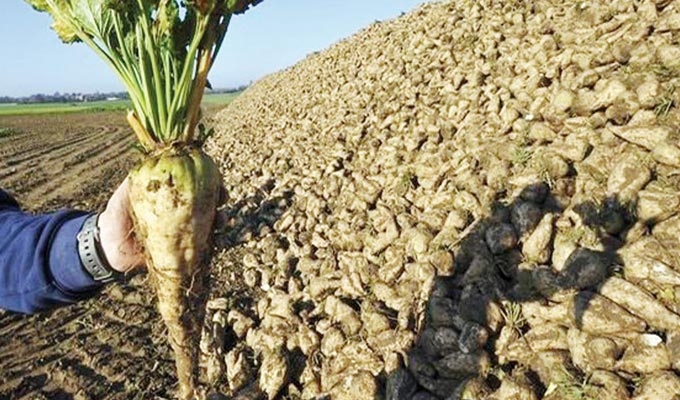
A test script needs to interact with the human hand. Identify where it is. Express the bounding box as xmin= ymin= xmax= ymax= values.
xmin=98 ymin=178 xmax=145 ymax=273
